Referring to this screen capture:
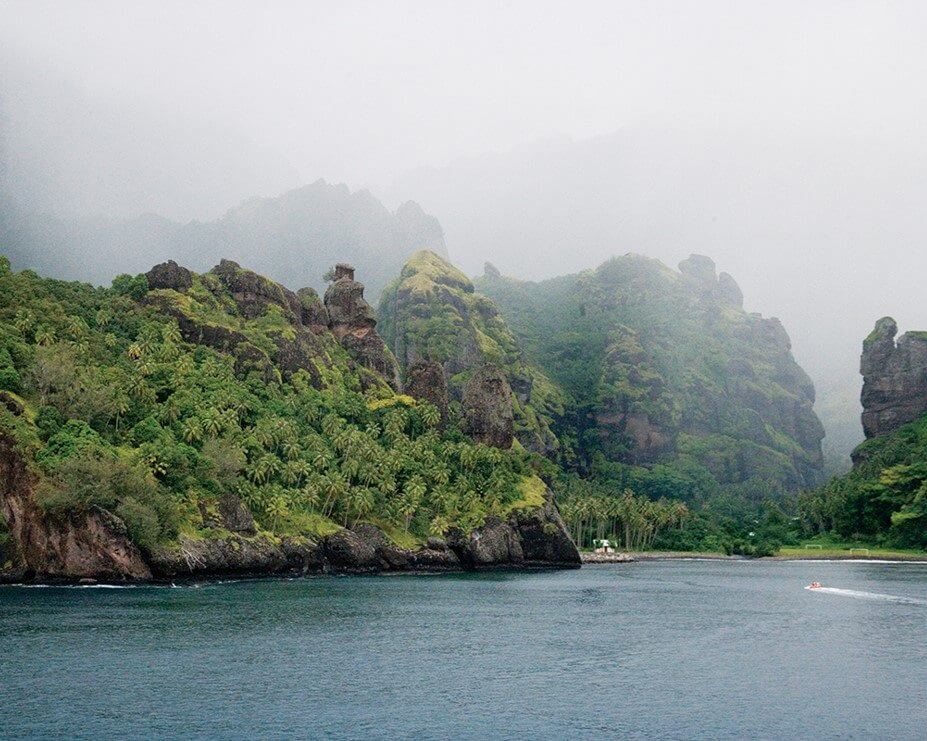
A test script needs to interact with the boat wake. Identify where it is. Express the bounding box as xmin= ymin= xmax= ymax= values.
xmin=805 ymin=586 xmax=927 ymax=605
